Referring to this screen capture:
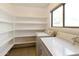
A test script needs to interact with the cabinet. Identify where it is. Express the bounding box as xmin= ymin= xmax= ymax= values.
xmin=36 ymin=37 xmax=52 ymax=56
